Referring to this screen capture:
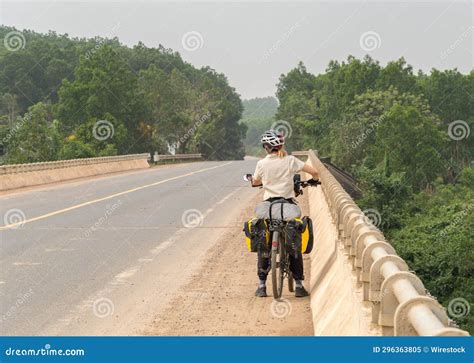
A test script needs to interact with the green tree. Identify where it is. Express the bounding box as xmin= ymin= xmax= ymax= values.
xmin=375 ymin=103 xmax=447 ymax=190
xmin=56 ymin=45 xmax=149 ymax=152
xmin=4 ymin=102 xmax=62 ymax=163
xmin=72 ymin=114 xmax=127 ymax=156
xmin=376 ymin=58 xmax=419 ymax=93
